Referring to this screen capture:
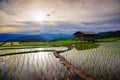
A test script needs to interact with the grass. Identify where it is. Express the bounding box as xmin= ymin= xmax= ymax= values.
xmin=0 ymin=39 xmax=76 ymax=50
xmin=20 ymin=39 xmax=76 ymax=47
xmin=0 ymin=39 xmax=100 ymax=49
xmin=0 ymin=39 xmax=76 ymax=47
xmin=0 ymin=37 xmax=120 ymax=50
xmin=0 ymin=37 xmax=120 ymax=49
xmin=98 ymin=37 xmax=120 ymax=42
xmin=0 ymin=37 xmax=120 ymax=47
xmin=75 ymin=42 xmax=100 ymax=50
